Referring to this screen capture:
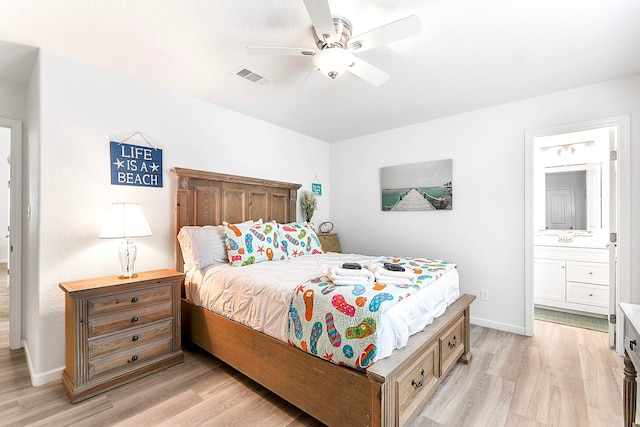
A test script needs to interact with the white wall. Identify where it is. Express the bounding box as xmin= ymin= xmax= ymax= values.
xmin=25 ymin=52 xmax=42 ymax=380
xmin=27 ymin=49 xmax=330 ymax=384
xmin=331 ymin=74 xmax=640 ymax=334
xmin=0 ymin=80 xmax=27 ymax=120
